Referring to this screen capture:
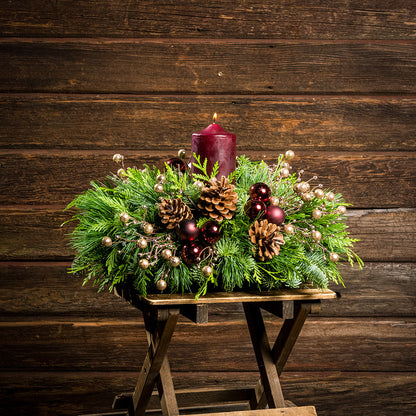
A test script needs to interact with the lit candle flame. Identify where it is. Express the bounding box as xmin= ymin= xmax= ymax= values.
xmin=212 ymin=113 xmax=217 ymax=124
